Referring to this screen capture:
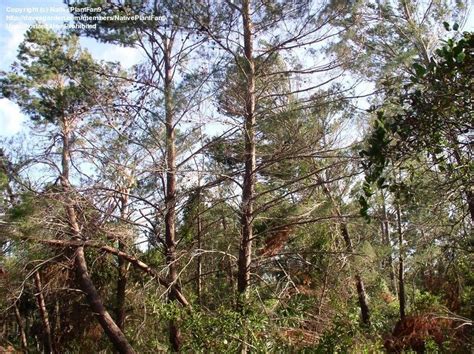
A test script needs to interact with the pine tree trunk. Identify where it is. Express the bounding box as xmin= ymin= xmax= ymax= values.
xmin=396 ymin=203 xmax=406 ymax=320
xmin=116 ymin=192 xmax=129 ymax=331
xmin=340 ymin=223 xmax=371 ymax=325
xmin=116 ymin=244 xmax=127 ymax=331
xmin=75 ymin=247 xmax=135 ymax=353
xmin=196 ymin=192 xmax=203 ymax=306
xmin=60 ymin=119 xmax=135 ymax=354
xmin=237 ymin=0 xmax=256 ymax=303
xmin=320 ymin=179 xmax=370 ymax=325
xmin=222 ymin=216 xmax=235 ymax=291
xmin=163 ymin=37 xmax=182 ymax=352
xmin=237 ymin=3 xmax=256 ymax=352
xmin=13 ymin=303 xmax=28 ymax=351
xmin=34 ymin=271 xmax=54 ymax=353
xmin=317 ymin=270 xmax=329 ymax=316
xmin=381 ymin=193 xmax=397 ymax=295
